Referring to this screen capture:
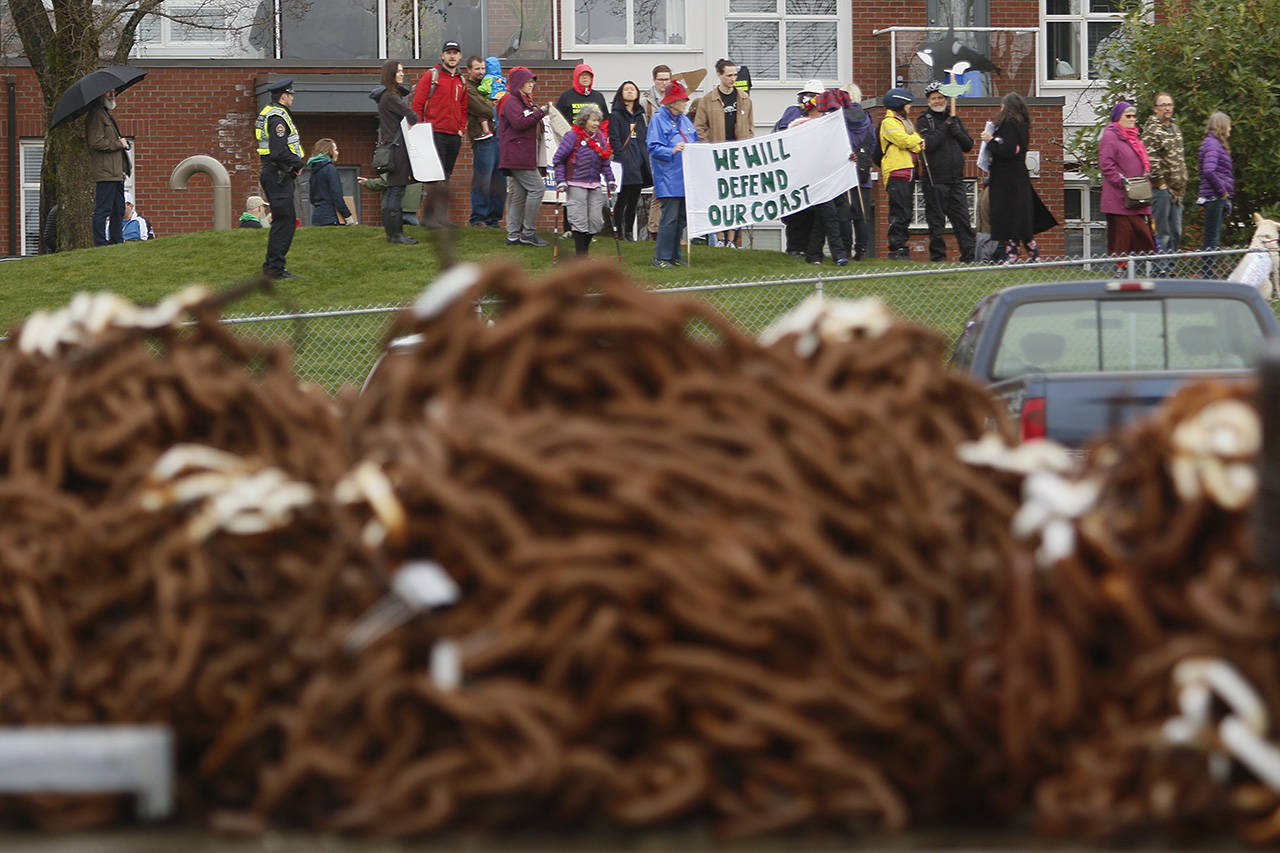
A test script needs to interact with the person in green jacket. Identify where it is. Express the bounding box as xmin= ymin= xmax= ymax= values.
xmin=358 ymin=176 xmax=423 ymax=226
xmin=238 ymin=195 xmax=270 ymax=228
